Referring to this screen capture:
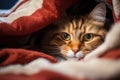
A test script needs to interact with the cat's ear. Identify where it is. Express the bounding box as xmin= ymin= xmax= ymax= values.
xmin=88 ymin=3 xmax=106 ymax=22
